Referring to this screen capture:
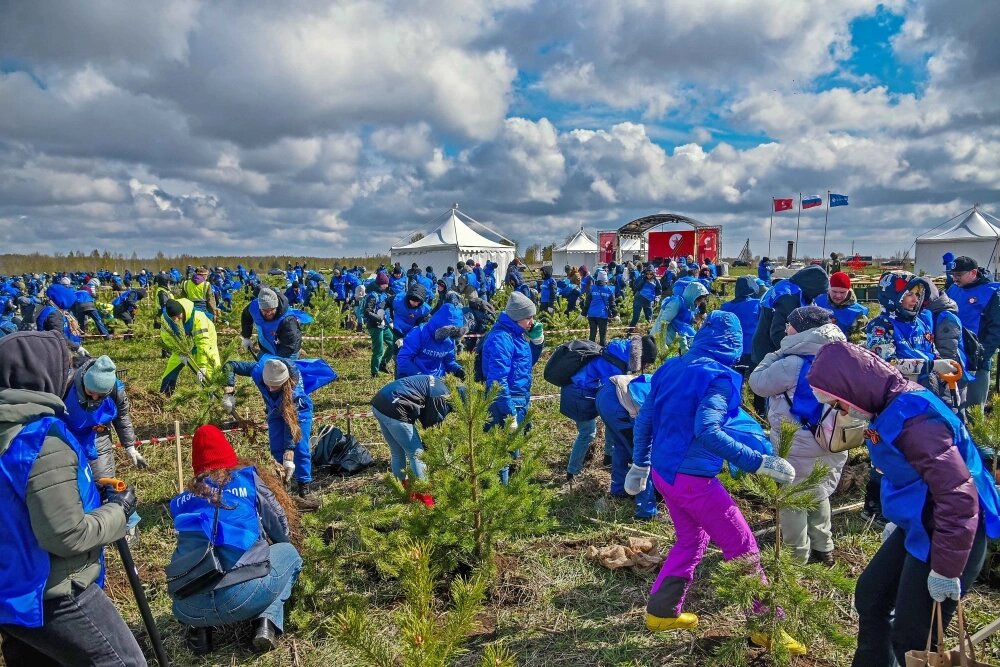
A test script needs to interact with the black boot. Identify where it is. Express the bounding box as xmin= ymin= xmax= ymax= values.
xmin=807 ymin=549 xmax=835 ymax=567
xmin=297 ymin=481 xmax=311 ymax=498
xmin=184 ymin=625 xmax=213 ymax=656
xmin=253 ymin=619 xmax=279 ymax=653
